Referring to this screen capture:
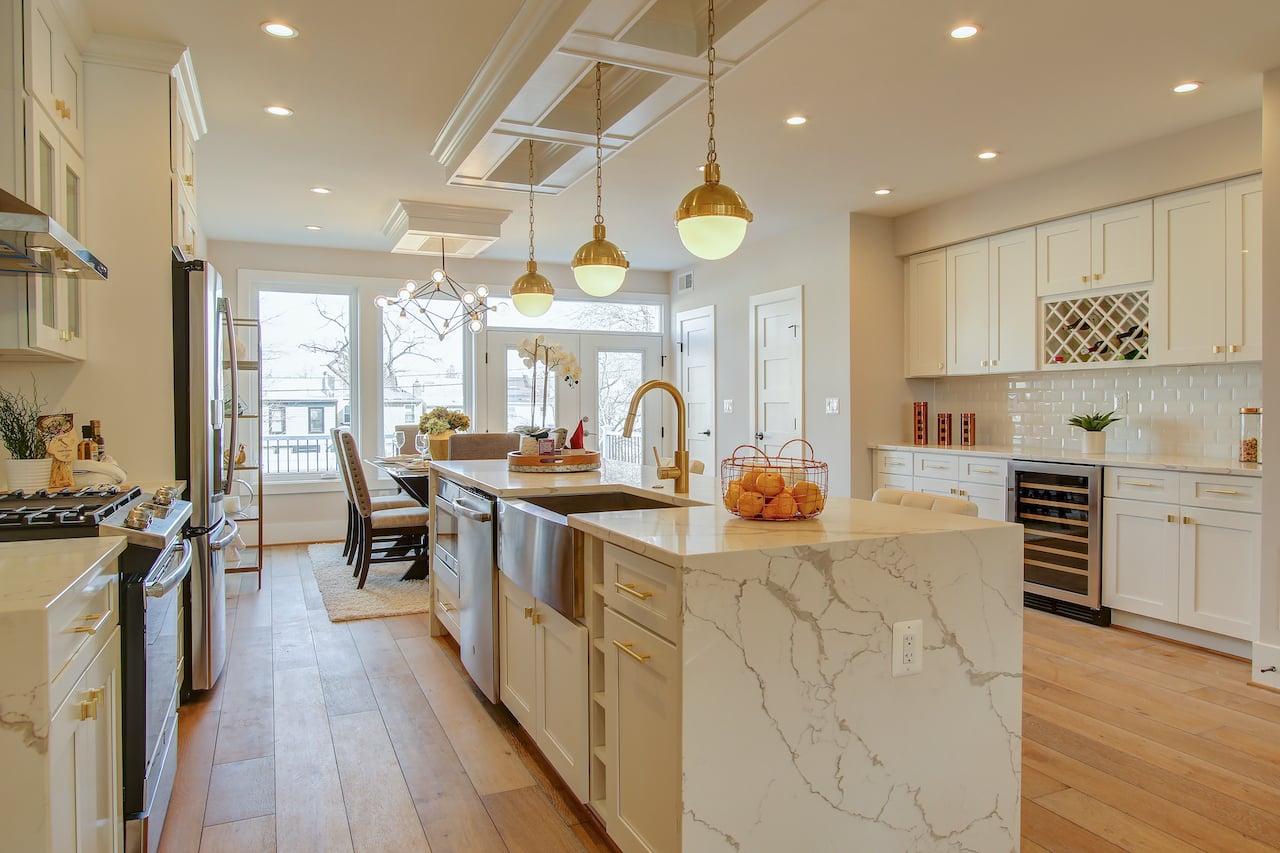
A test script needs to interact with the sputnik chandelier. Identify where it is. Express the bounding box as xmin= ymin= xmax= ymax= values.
xmin=373 ymin=237 xmax=495 ymax=339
